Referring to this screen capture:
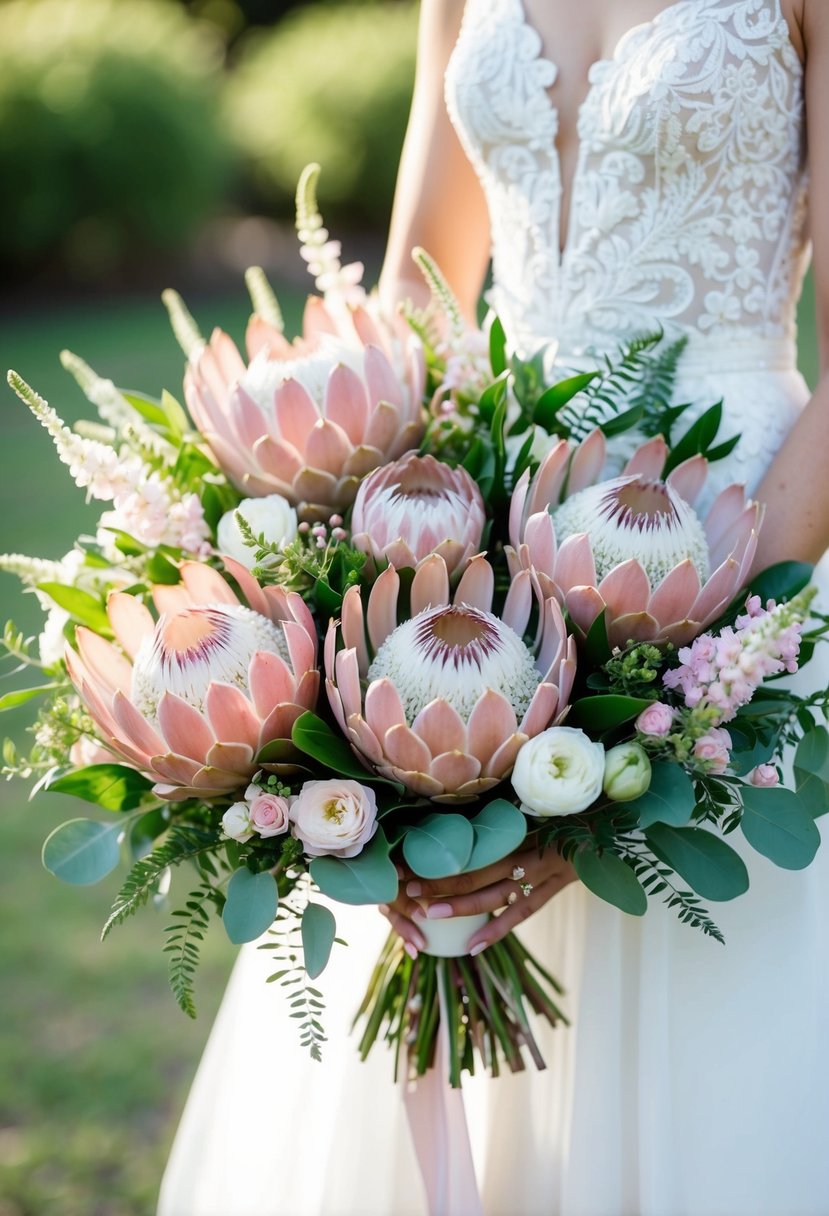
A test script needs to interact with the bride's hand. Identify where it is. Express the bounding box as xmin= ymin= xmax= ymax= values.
xmin=380 ymin=849 xmax=577 ymax=957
